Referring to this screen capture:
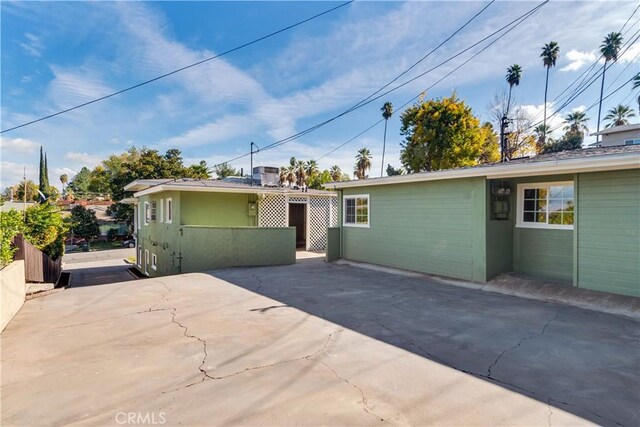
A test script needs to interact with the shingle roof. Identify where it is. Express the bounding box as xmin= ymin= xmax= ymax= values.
xmin=127 ymin=178 xmax=335 ymax=196
xmin=494 ymin=144 xmax=640 ymax=166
